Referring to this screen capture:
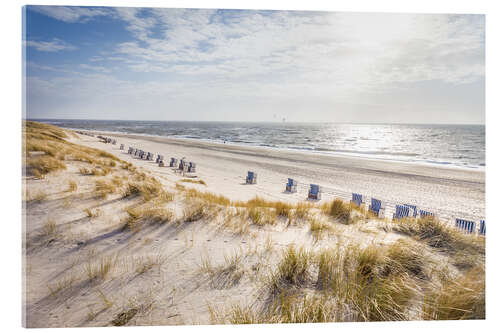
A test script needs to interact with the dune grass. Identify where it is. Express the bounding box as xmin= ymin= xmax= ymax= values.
xmin=423 ymin=266 xmax=485 ymax=320
xmin=27 ymin=155 xmax=66 ymax=178
xmin=268 ymin=245 xmax=313 ymax=295
xmin=125 ymin=203 xmax=175 ymax=230
xmin=321 ymin=199 xmax=353 ymax=224
xmin=86 ymin=255 xmax=118 ymax=281
xmin=180 ymin=178 xmax=207 ymax=185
